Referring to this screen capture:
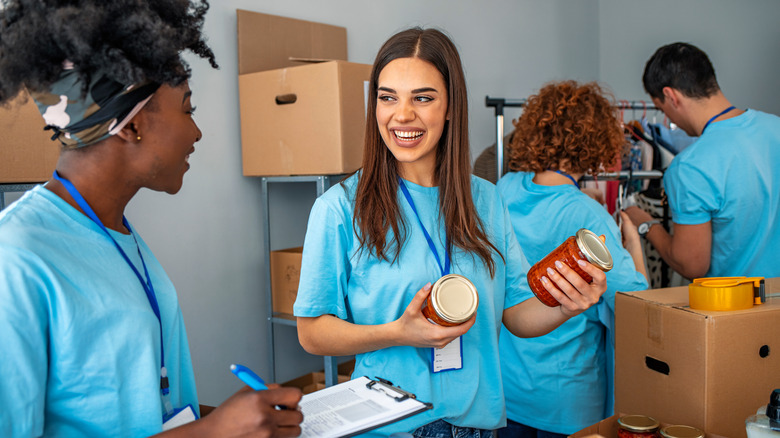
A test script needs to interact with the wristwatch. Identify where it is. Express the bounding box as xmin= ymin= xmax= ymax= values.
xmin=637 ymin=219 xmax=661 ymax=237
